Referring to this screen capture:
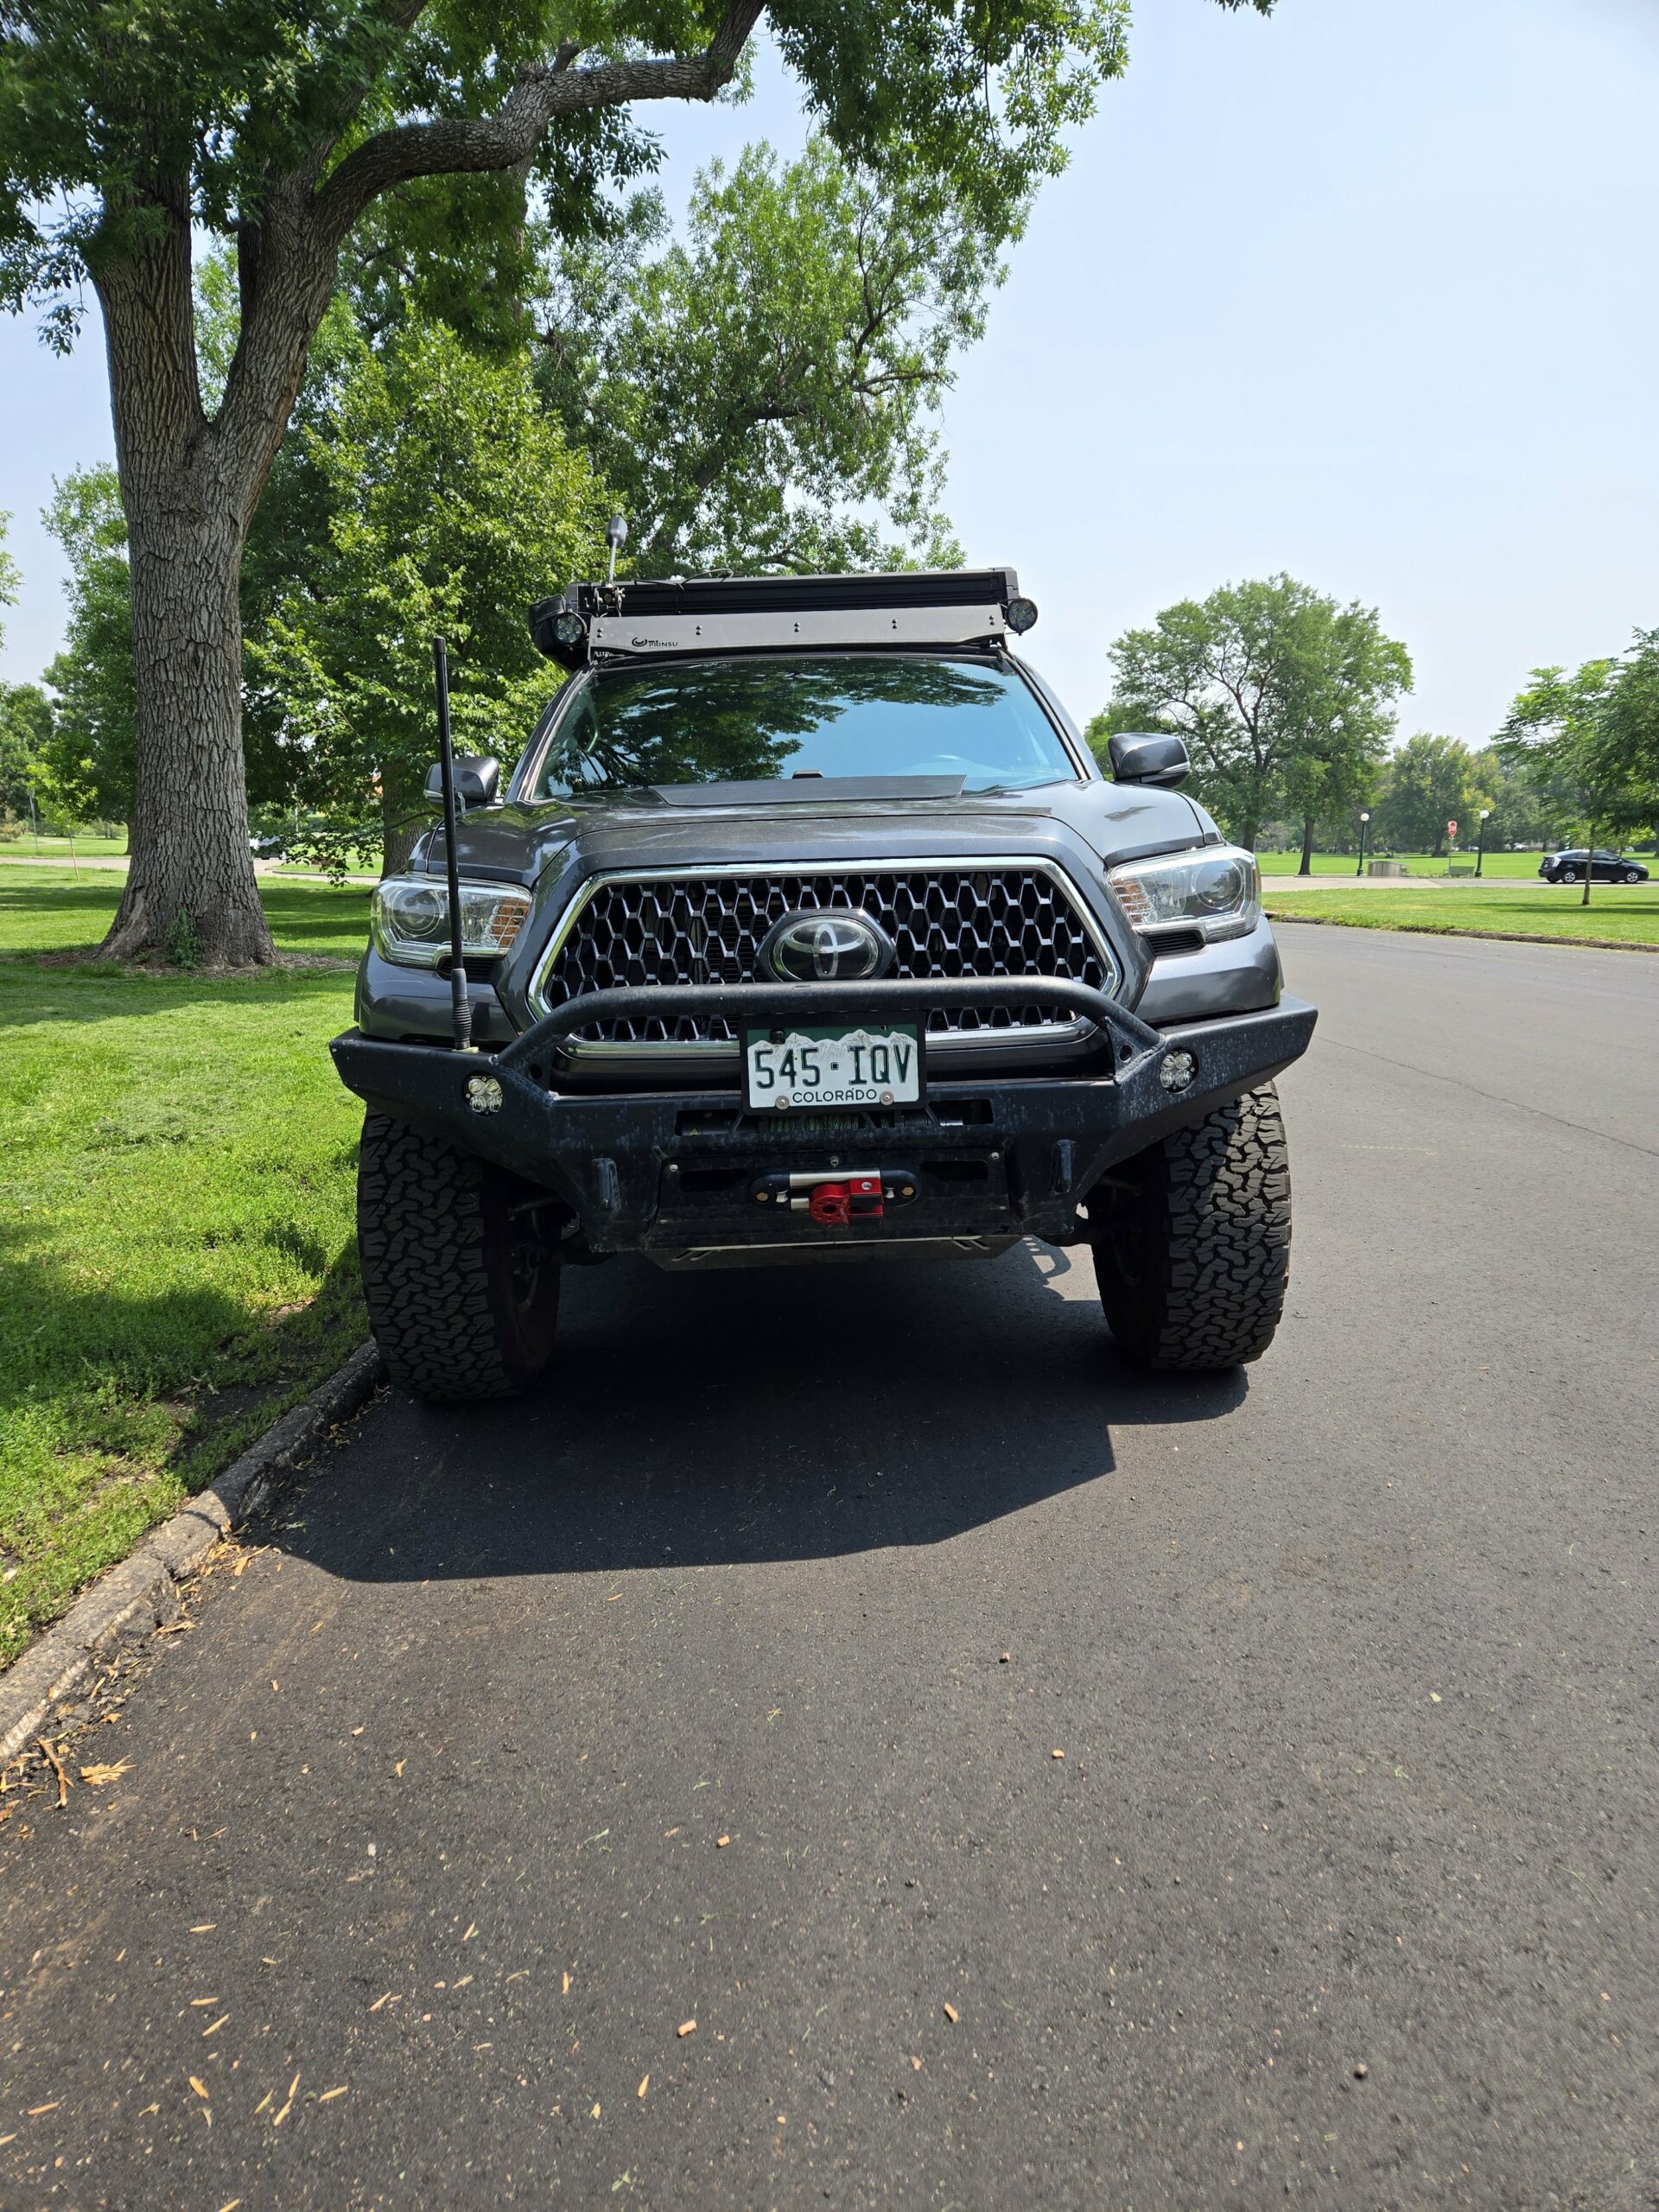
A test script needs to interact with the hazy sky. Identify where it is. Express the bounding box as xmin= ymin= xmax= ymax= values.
xmin=2 ymin=0 xmax=1656 ymax=744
